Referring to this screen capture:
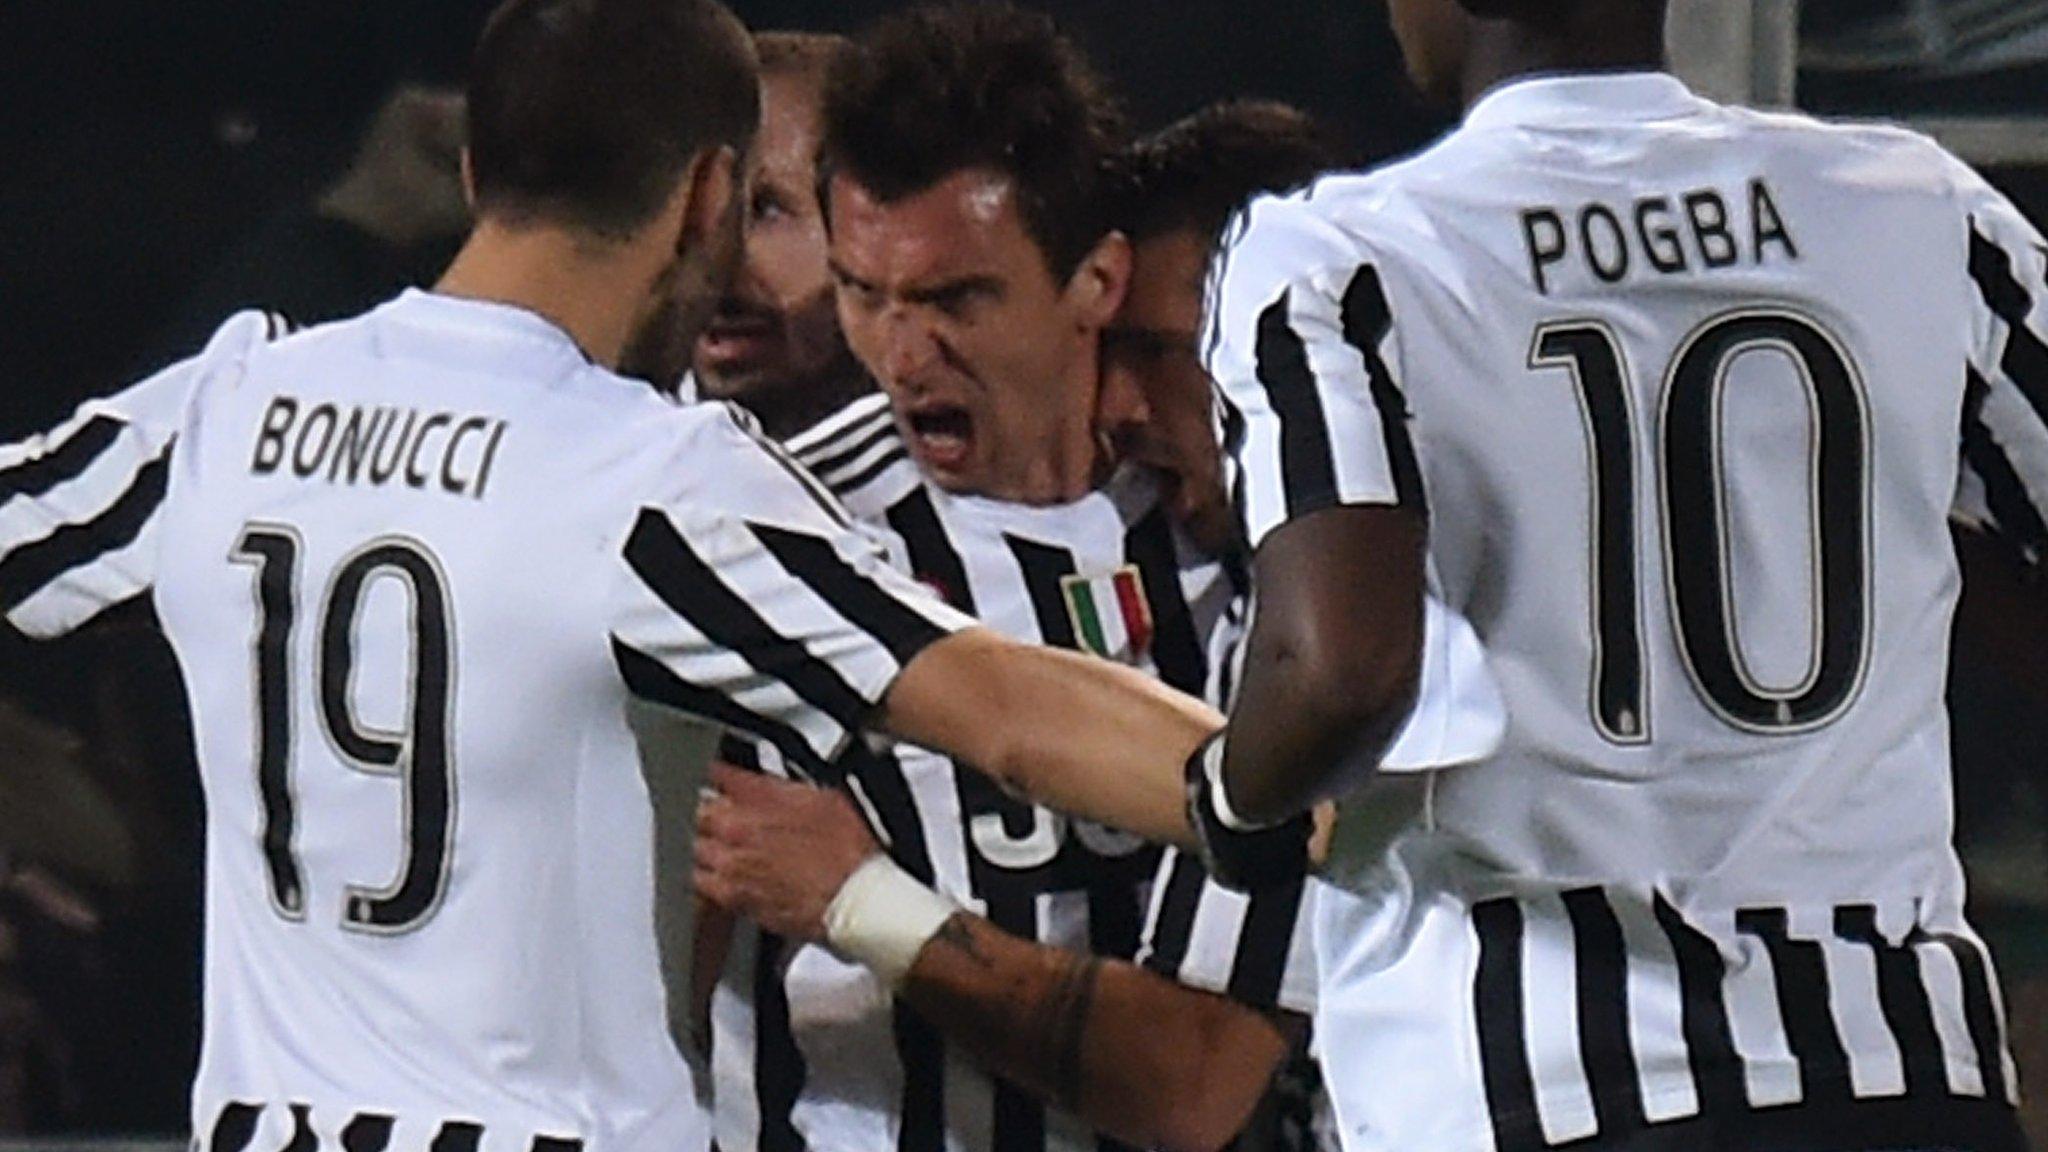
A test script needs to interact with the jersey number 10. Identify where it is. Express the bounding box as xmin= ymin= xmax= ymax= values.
xmin=1530 ymin=308 xmax=1872 ymax=744
xmin=232 ymin=526 xmax=456 ymax=932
